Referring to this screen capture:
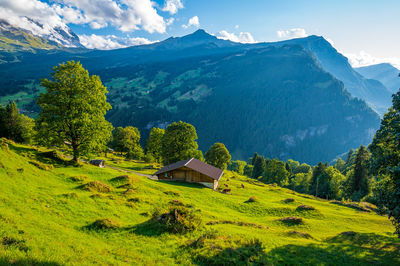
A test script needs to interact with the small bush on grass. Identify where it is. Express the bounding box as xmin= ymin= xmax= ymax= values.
xmin=69 ymin=175 xmax=89 ymax=183
xmin=296 ymin=205 xmax=316 ymax=211
xmin=128 ymin=197 xmax=141 ymax=203
xmin=29 ymin=160 xmax=54 ymax=171
xmin=286 ymin=230 xmax=313 ymax=239
xmin=156 ymin=206 xmax=202 ymax=234
xmin=60 ymin=193 xmax=78 ymax=199
xmin=246 ymin=196 xmax=258 ymax=203
xmin=278 ymin=216 xmax=304 ymax=226
xmin=110 ymin=175 xmax=137 ymax=186
xmin=1 ymin=237 xmax=29 ymax=252
xmin=283 ymin=198 xmax=295 ymax=203
xmin=83 ymin=181 xmax=112 ymax=193
xmin=163 ymin=191 xmax=180 ymax=197
xmin=86 ymin=219 xmax=120 ymax=230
